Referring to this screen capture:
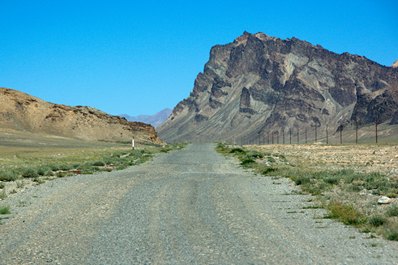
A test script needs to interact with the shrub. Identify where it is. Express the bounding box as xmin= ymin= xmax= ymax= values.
xmin=293 ymin=175 xmax=311 ymax=186
xmin=324 ymin=176 xmax=340 ymax=185
xmin=247 ymin=151 xmax=263 ymax=159
xmin=368 ymin=215 xmax=387 ymax=227
xmin=37 ymin=166 xmax=51 ymax=176
xmin=93 ymin=161 xmax=105 ymax=167
xmin=261 ymin=167 xmax=276 ymax=174
xmin=230 ymin=148 xmax=245 ymax=154
xmin=0 ymin=171 xmax=18 ymax=182
xmin=0 ymin=182 xmax=4 ymax=189
xmin=240 ymin=158 xmax=255 ymax=167
xmin=327 ymin=201 xmax=366 ymax=226
xmin=0 ymin=206 xmax=10 ymax=215
xmin=386 ymin=205 xmax=398 ymax=217
xmin=385 ymin=226 xmax=398 ymax=241
xmin=22 ymin=168 xmax=39 ymax=178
